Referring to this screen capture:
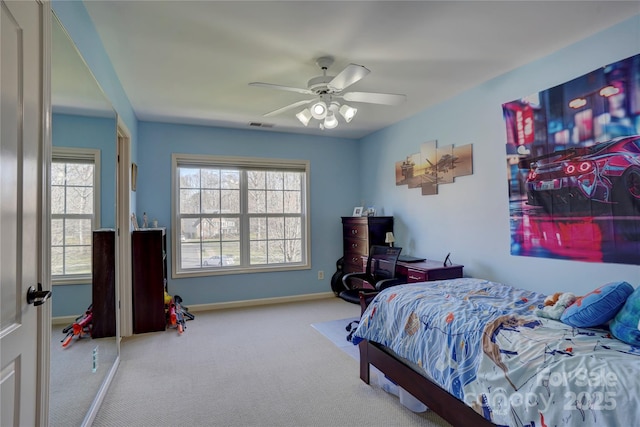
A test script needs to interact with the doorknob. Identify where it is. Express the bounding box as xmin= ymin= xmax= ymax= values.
xmin=27 ymin=283 xmax=52 ymax=306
